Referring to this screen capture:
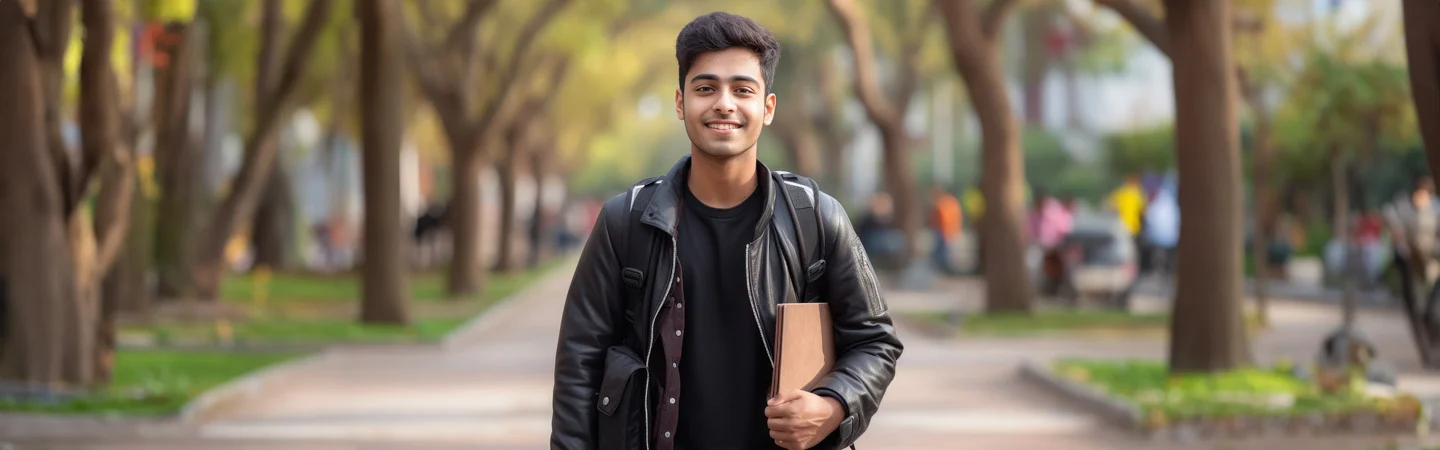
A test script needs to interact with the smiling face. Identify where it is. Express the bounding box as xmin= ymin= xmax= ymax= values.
xmin=675 ymin=47 xmax=775 ymax=161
